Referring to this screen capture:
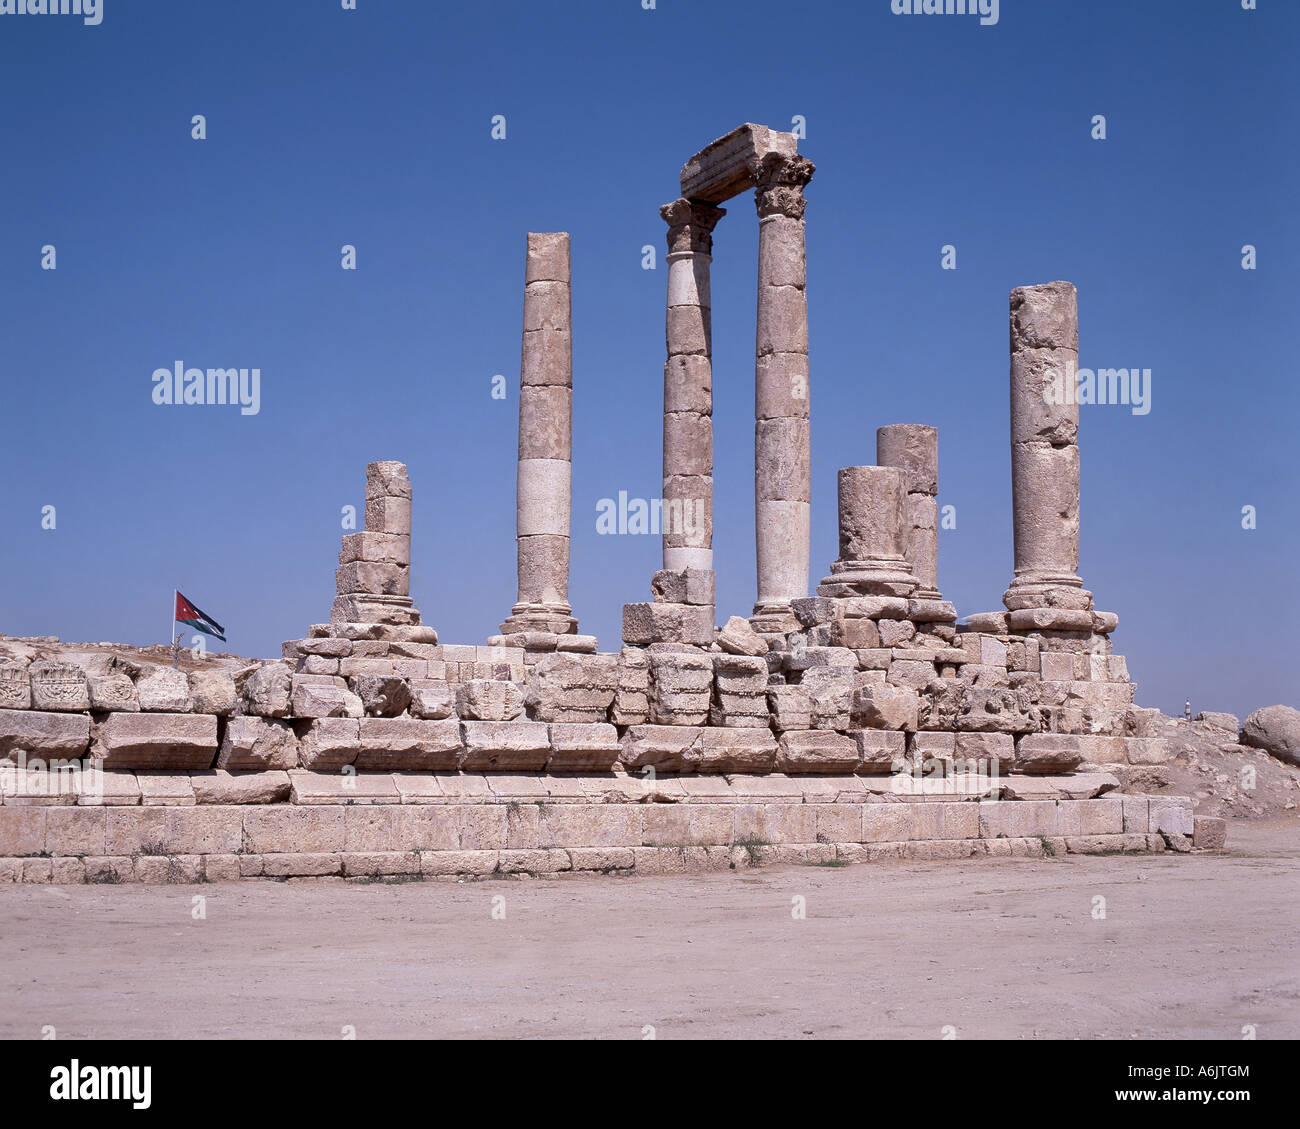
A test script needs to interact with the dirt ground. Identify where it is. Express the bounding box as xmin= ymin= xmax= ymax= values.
xmin=1 ymin=820 xmax=1296 ymax=1040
